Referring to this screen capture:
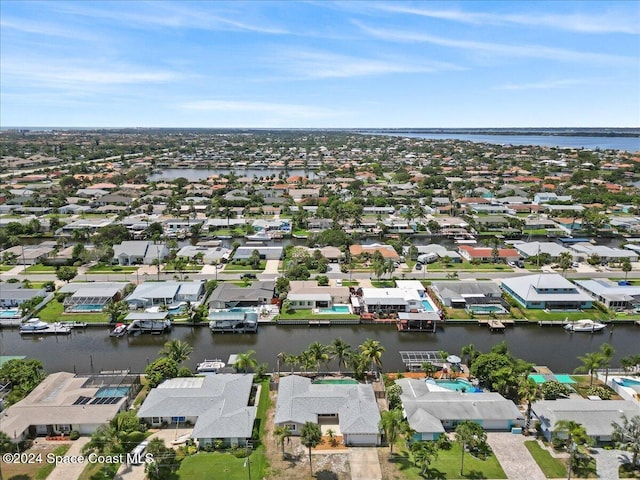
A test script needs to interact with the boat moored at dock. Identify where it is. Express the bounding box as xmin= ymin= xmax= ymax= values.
xmin=563 ymin=319 xmax=607 ymax=333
